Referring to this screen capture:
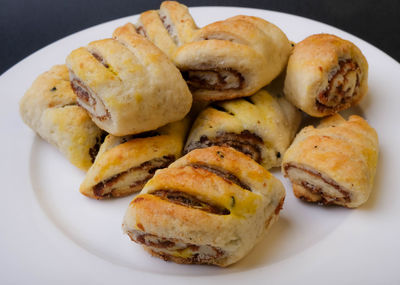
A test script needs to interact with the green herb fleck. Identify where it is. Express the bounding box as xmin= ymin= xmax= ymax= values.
xmin=230 ymin=196 xmax=236 ymax=207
